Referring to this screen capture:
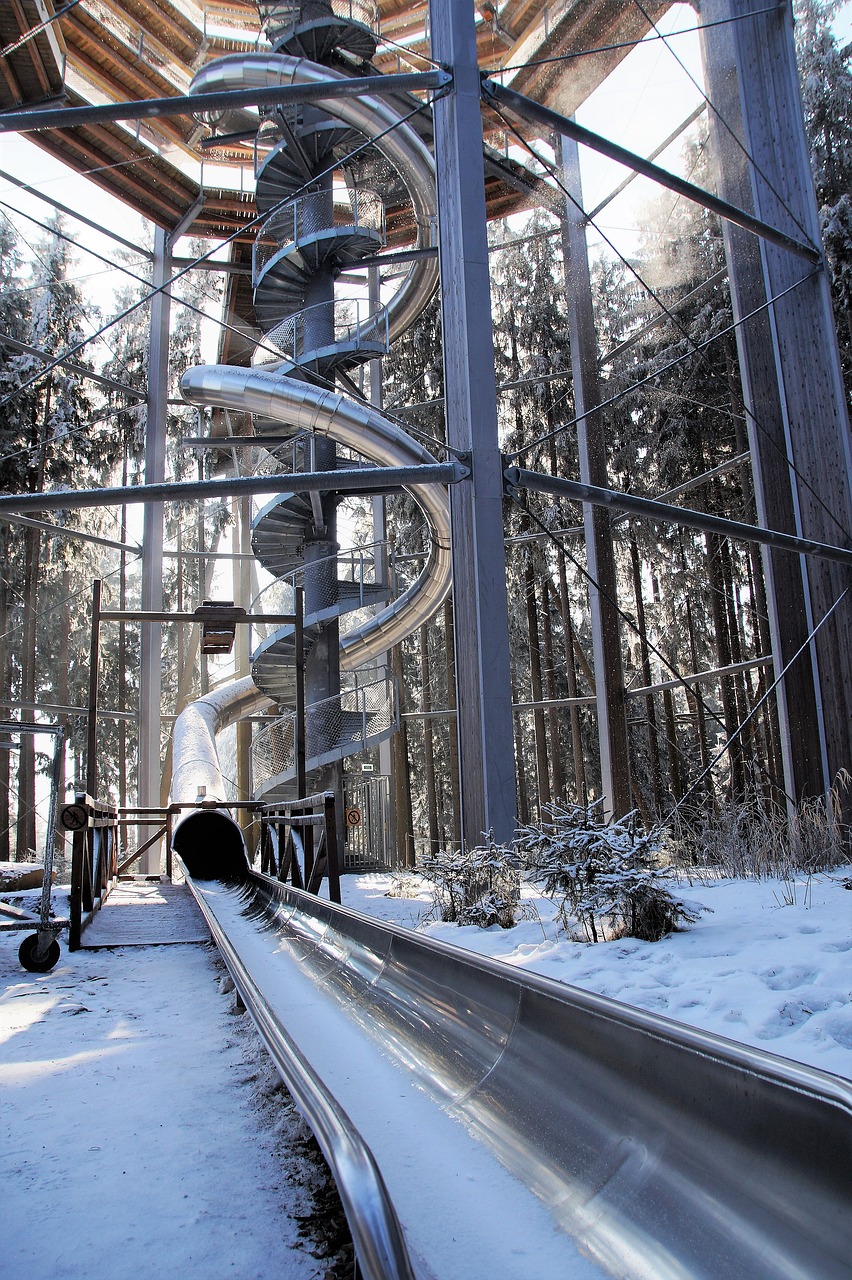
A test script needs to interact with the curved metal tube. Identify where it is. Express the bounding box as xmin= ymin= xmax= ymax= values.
xmin=181 ymin=867 xmax=852 ymax=1280
xmin=184 ymin=864 xmax=417 ymax=1280
xmin=171 ymin=675 xmax=272 ymax=804
xmin=189 ymin=53 xmax=439 ymax=345
xmin=181 ymin=365 xmax=452 ymax=668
